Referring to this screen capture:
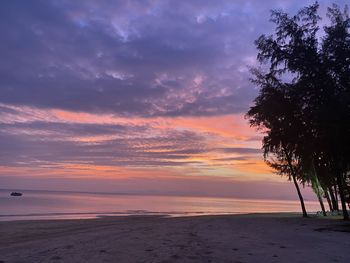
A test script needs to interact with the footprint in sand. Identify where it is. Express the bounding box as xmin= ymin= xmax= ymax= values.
xmin=279 ymin=246 xmax=287 ymax=249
